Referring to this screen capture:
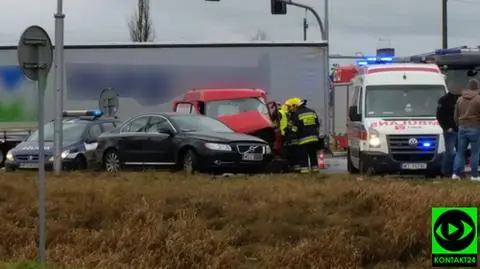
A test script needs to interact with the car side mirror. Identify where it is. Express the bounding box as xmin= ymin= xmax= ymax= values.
xmin=349 ymin=106 xmax=362 ymax=121
xmin=159 ymin=128 xmax=175 ymax=136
